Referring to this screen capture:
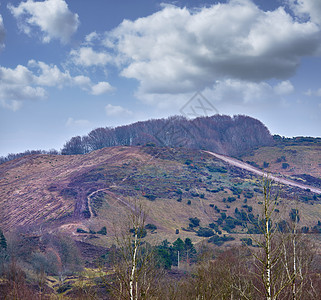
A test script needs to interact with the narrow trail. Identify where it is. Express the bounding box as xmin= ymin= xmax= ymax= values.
xmin=86 ymin=187 xmax=136 ymax=218
xmin=204 ymin=151 xmax=321 ymax=195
